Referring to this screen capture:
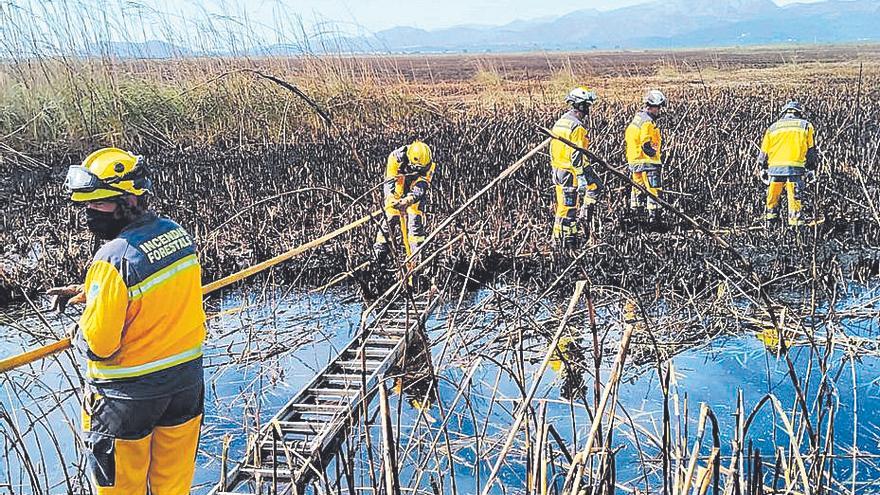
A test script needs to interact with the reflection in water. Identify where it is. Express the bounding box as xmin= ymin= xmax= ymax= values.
xmin=2 ymin=285 xmax=880 ymax=494
xmin=549 ymin=336 xmax=587 ymax=401
xmin=393 ymin=324 xmax=439 ymax=420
